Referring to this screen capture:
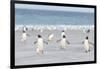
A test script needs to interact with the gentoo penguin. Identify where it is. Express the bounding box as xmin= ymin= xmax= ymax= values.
xmin=57 ymin=35 xmax=70 ymax=49
xmin=61 ymin=30 xmax=66 ymax=37
xmin=34 ymin=35 xmax=48 ymax=55
xmin=86 ymin=29 xmax=90 ymax=33
xmin=83 ymin=29 xmax=90 ymax=34
xmin=48 ymin=33 xmax=54 ymax=41
xmin=83 ymin=36 xmax=93 ymax=53
xmin=21 ymin=30 xmax=27 ymax=42
xmin=23 ymin=26 xmax=27 ymax=32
